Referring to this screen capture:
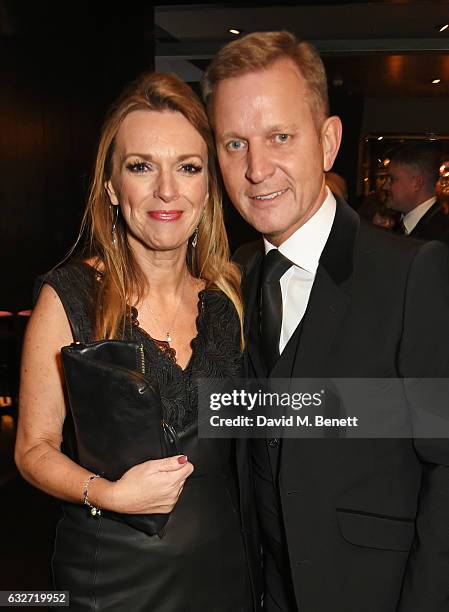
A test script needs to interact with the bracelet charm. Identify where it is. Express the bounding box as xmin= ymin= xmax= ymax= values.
xmin=83 ymin=473 xmax=102 ymax=517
